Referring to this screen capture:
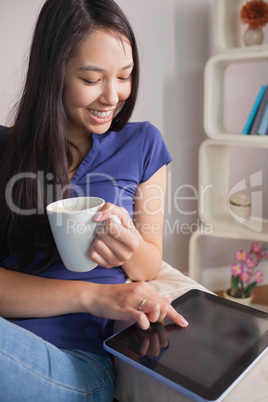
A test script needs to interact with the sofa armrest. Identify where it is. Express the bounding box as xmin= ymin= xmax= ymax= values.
xmin=128 ymin=260 xmax=211 ymax=300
